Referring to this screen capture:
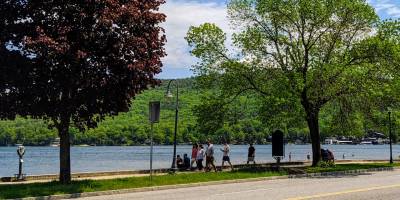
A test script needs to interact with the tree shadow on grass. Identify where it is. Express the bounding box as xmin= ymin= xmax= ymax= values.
xmin=0 ymin=180 xmax=96 ymax=199
xmin=290 ymin=172 xmax=373 ymax=179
